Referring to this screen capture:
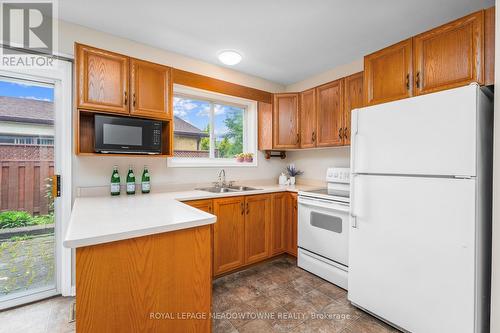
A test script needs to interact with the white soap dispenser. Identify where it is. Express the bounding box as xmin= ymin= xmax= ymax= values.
xmin=279 ymin=172 xmax=287 ymax=185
